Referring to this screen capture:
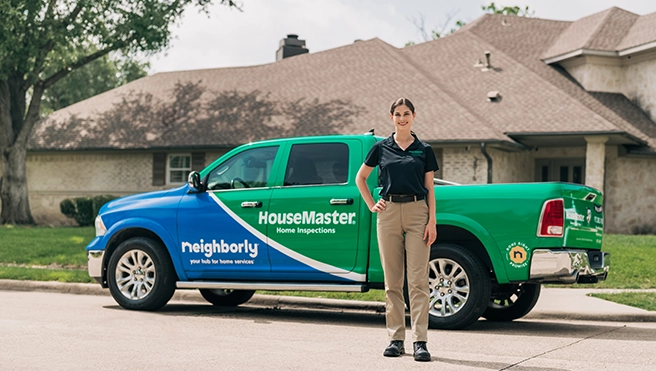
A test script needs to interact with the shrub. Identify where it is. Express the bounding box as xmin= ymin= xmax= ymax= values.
xmin=59 ymin=199 xmax=76 ymax=217
xmin=60 ymin=195 xmax=118 ymax=227
xmin=631 ymin=224 xmax=656 ymax=235
xmin=92 ymin=195 xmax=118 ymax=217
